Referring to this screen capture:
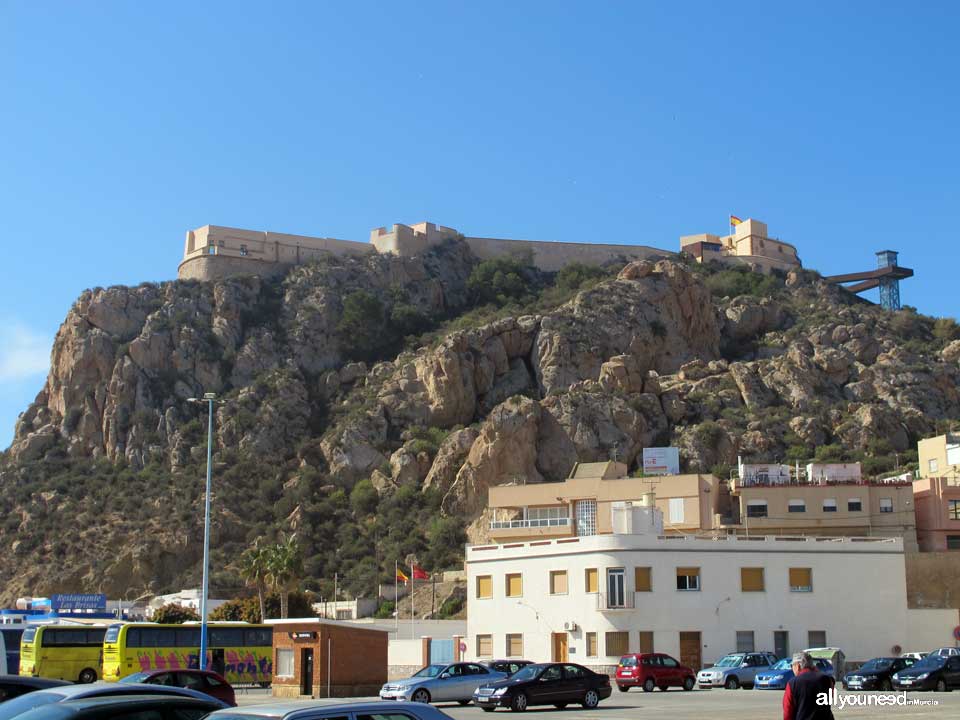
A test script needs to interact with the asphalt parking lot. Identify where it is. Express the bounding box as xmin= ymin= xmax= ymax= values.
xmin=235 ymin=688 xmax=959 ymax=719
